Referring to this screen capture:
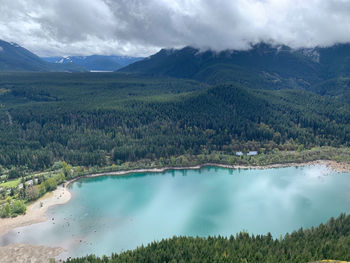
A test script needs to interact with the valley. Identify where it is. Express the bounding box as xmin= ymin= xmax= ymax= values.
xmin=1 ymin=42 xmax=350 ymax=263
xmin=2 ymin=1 xmax=350 ymax=262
